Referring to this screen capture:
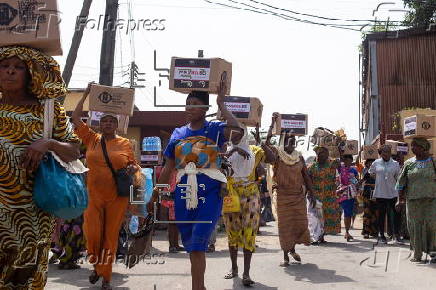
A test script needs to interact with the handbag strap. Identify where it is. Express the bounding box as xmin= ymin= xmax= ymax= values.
xmin=100 ymin=137 xmax=117 ymax=181
xmin=43 ymin=99 xmax=55 ymax=139
xmin=432 ymin=157 xmax=436 ymax=174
